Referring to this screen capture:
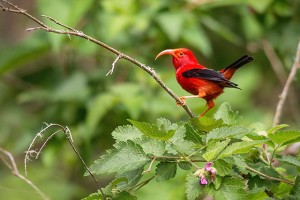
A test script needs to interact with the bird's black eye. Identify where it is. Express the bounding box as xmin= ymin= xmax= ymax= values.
xmin=179 ymin=52 xmax=184 ymax=57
